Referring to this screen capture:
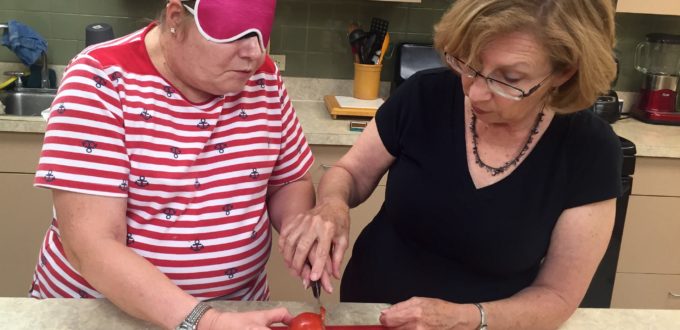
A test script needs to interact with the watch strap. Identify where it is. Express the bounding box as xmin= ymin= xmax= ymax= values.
xmin=176 ymin=302 xmax=212 ymax=330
